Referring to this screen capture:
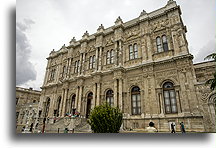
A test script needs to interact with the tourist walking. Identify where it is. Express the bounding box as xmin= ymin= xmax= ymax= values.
xmin=180 ymin=122 xmax=186 ymax=133
xmin=171 ymin=123 xmax=176 ymax=133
